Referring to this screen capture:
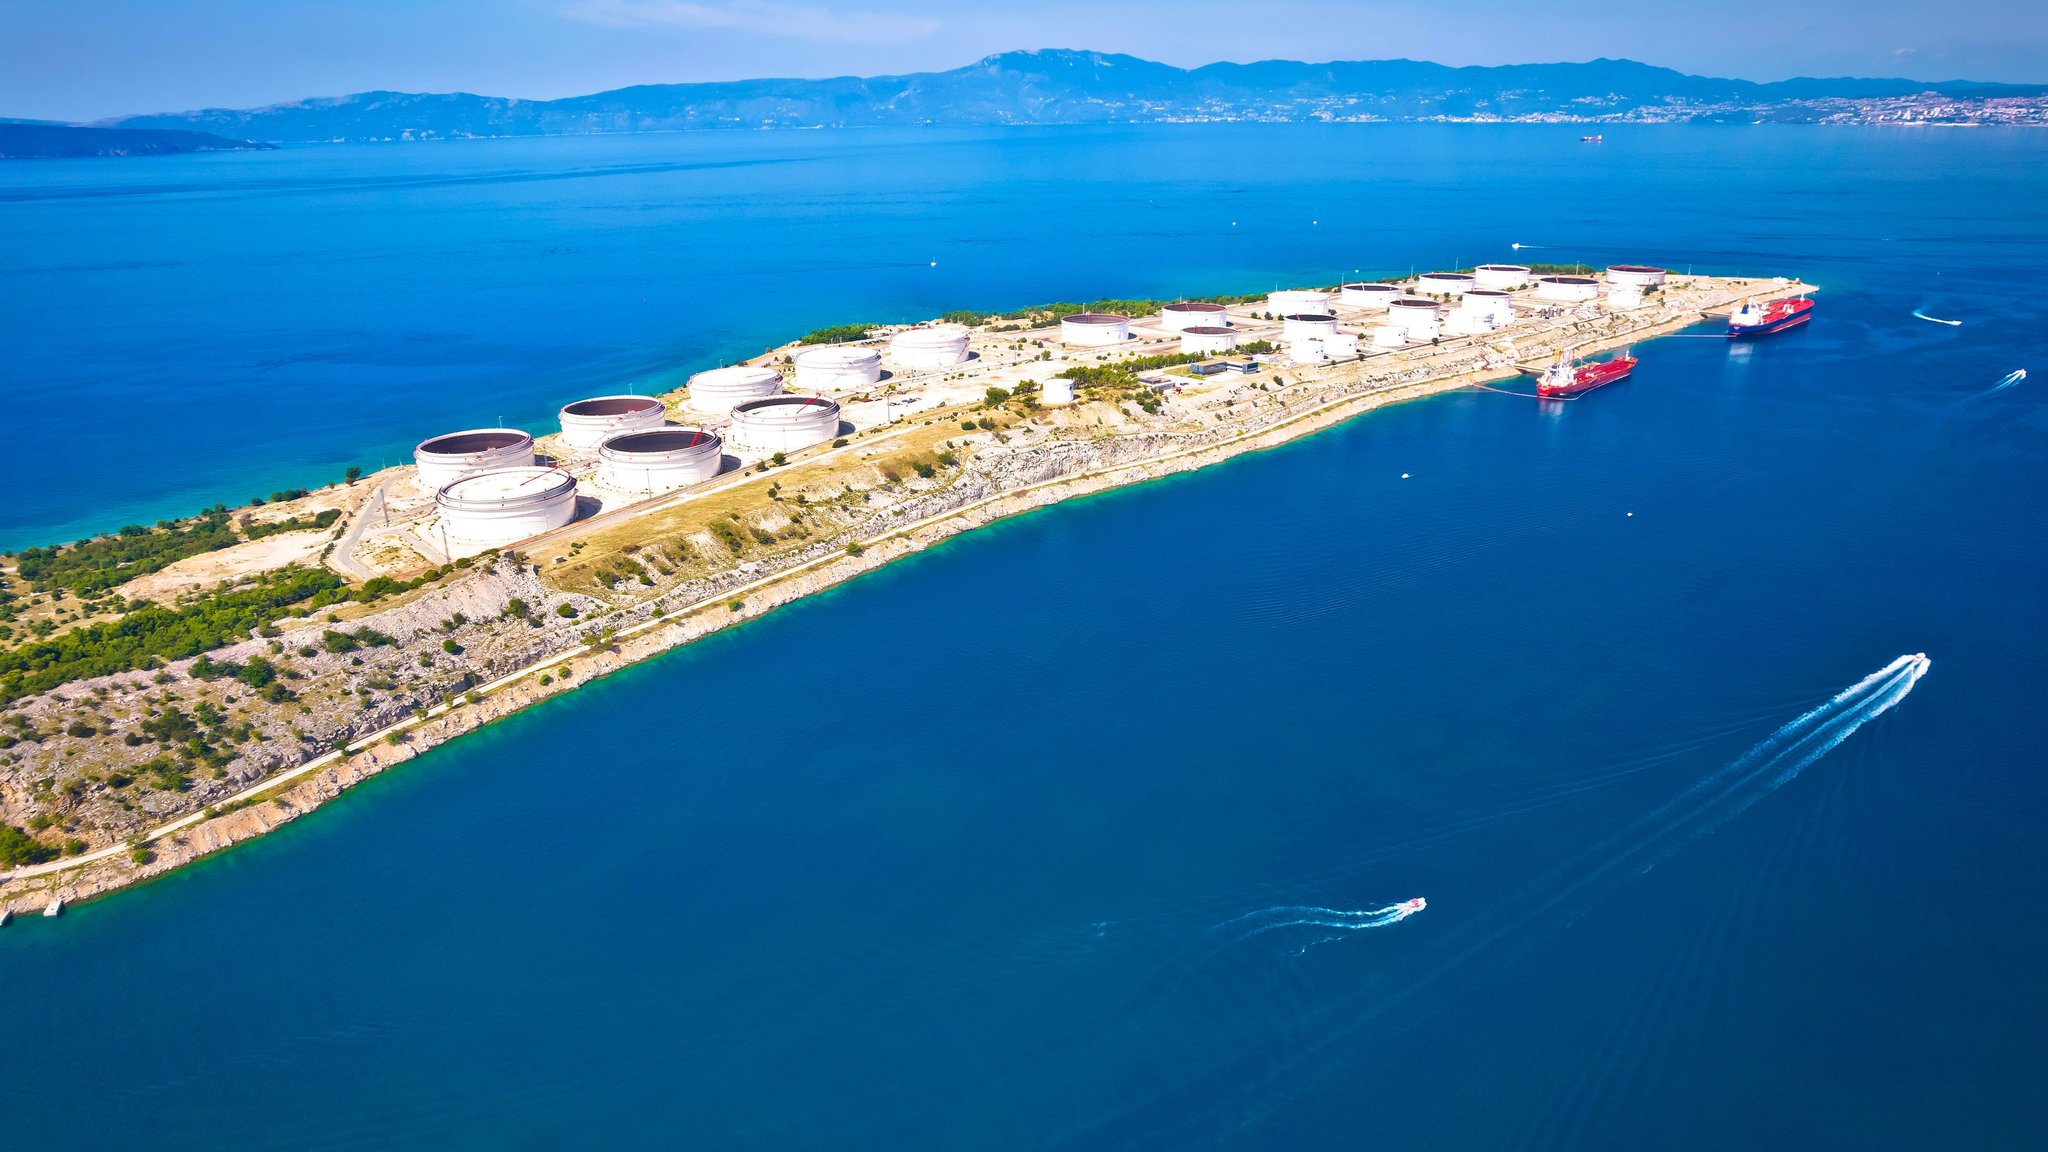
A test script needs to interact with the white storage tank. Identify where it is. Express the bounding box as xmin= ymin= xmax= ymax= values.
xmin=1180 ymin=325 xmax=1239 ymax=355
xmin=888 ymin=325 xmax=972 ymax=370
xmin=1605 ymin=264 xmax=1668 ymax=288
xmin=1289 ymin=339 xmax=1329 ymax=364
xmin=1370 ymin=326 xmax=1407 ymax=349
xmin=1386 ymin=297 xmax=1442 ymax=333
xmin=414 ymin=429 xmax=535 ymax=490
xmin=728 ymin=395 xmax=842 ymax=455
xmin=1267 ymin=290 xmax=1332 ymax=316
xmin=1281 ymin=313 xmax=1339 ymax=342
xmin=1041 ymin=378 xmax=1075 ymax=406
xmin=686 ymin=365 xmax=783 ymax=415
xmin=597 ymin=428 xmax=724 ymax=493
xmin=1416 ymin=272 xmax=1474 ymax=298
xmin=1605 ymin=285 xmax=1648 ymax=311
xmin=1442 ymin=312 xmax=1494 ymax=337
xmin=1339 ymin=283 xmax=1401 ymax=311
xmin=1535 ymin=275 xmax=1602 ymax=303
xmin=793 ymin=345 xmax=882 ymax=391
xmin=1473 ymin=264 xmax=1532 ymax=291
xmin=1060 ymin=312 xmax=1131 ymax=346
xmin=435 ymin=466 xmax=577 ymax=545
xmin=1461 ymin=289 xmax=1515 ymax=326
xmin=557 ymin=395 xmax=665 ymax=450
xmin=1160 ymin=301 xmax=1231 ymax=331
xmin=1327 ymin=332 xmax=1360 ymax=358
